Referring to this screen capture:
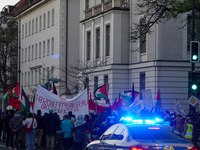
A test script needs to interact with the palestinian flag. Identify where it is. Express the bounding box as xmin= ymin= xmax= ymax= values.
xmin=120 ymin=90 xmax=140 ymax=108
xmin=21 ymin=89 xmax=32 ymax=113
xmin=155 ymin=90 xmax=162 ymax=111
xmin=94 ymin=84 xmax=108 ymax=100
xmin=1 ymin=83 xmax=19 ymax=99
